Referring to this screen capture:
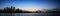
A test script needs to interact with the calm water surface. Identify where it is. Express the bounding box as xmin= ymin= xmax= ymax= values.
xmin=0 ymin=13 xmax=60 ymax=16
